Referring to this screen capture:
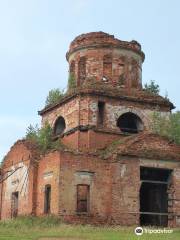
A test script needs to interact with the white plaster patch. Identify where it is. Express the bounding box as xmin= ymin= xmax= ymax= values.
xmin=74 ymin=171 xmax=94 ymax=185
xmin=4 ymin=162 xmax=29 ymax=200
xmin=89 ymin=102 xmax=98 ymax=111
xmin=120 ymin=164 xmax=126 ymax=177
xmin=43 ymin=171 xmax=53 ymax=179
xmin=174 ymin=169 xmax=180 ymax=178
xmin=89 ymin=101 xmax=98 ymax=124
